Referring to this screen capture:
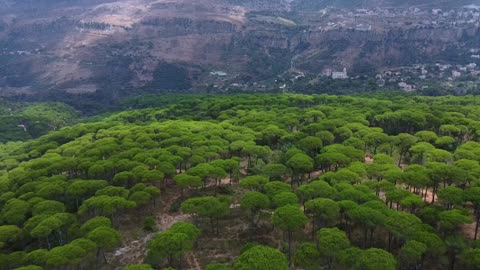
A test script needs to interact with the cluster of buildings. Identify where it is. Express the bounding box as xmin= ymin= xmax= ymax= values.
xmin=323 ymin=68 xmax=349 ymax=79
xmin=374 ymin=62 xmax=480 ymax=91
xmin=312 ymin=5 xmax=480 ymax=32
xmin=316 ymin=61 xmax=480 ymax=92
